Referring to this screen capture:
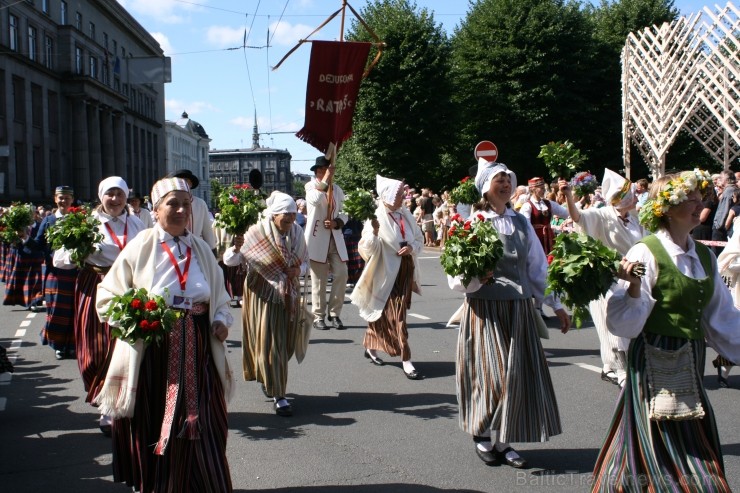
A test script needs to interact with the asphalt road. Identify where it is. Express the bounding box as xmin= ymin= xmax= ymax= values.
xmin=1 ymin=247 xmax=739 ymax=492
